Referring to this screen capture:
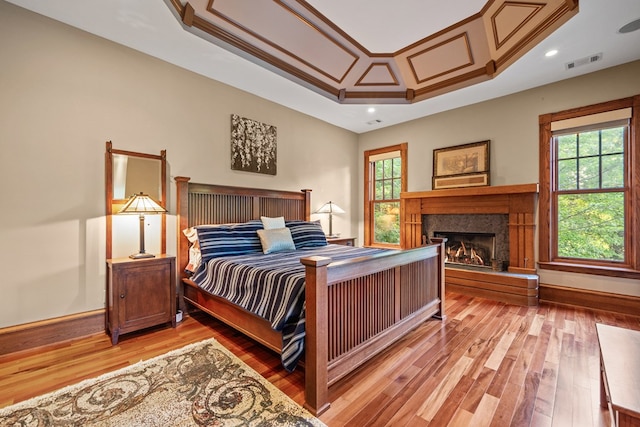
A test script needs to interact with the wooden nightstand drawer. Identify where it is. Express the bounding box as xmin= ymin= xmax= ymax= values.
xmin=327 ymin=237 xmax=356 ymax=246
xmin=106 ymin=255 xmax=176 ymax=344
